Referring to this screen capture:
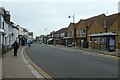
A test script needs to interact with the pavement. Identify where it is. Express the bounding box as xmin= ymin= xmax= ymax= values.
xmin=0 ymin=57 xmax=2 ymax=80
xmin=50 ymin=44 xmax=119 ymax=58
xmin=2 ymin=46 xmax=44 ymax=79
xmin=0 ymin=44 xmax=2 ymax=80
